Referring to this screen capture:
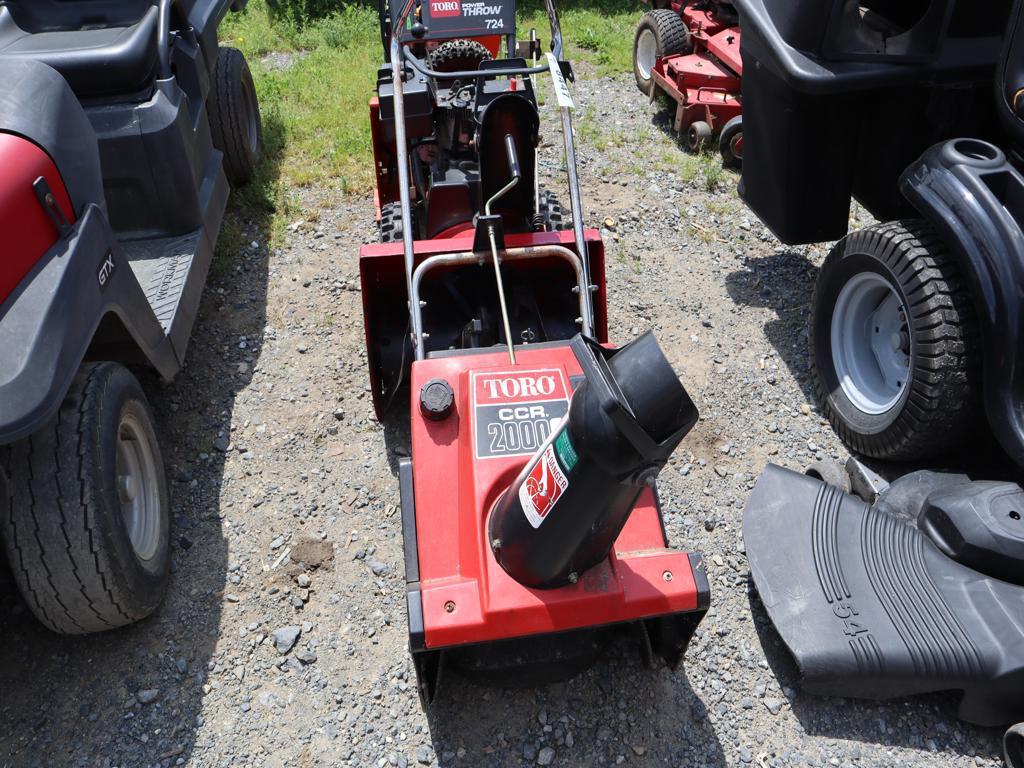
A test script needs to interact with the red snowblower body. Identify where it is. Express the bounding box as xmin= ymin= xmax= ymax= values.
xmin=362 ymin=0 xmax=709 ymax=703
